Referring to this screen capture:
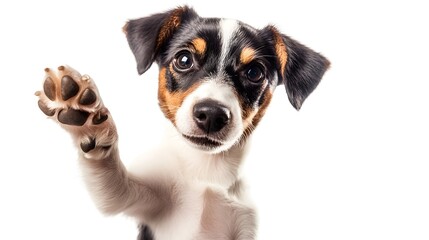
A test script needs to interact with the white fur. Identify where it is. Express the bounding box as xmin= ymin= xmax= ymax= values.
xmin=219 ymin=19 xmax=239 ymax=72
xmin=124 ymin=123 xmax=253 ymax=239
